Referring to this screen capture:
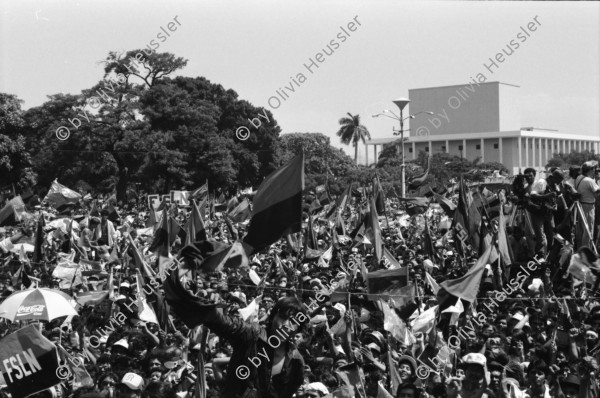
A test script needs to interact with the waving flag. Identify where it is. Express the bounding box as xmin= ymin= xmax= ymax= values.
xmin=135 ymin=270 xmax=159 ymax=324
xmin=191 ymin=181 xmax=208 ymax=200
xmin=431 ymin=190 xmax=456 ymax=216
xmin=452 ymin=176 xmax=471 ymax=255
xmin=228 ymin=198 xmax=251 ymax=223
xmin=44 ymin=180 xmax=81 ymax=210
xmin=244 ymin=153 xmax=304 ymax=253
xmin=0 ymin=196 xmax=26 ymax=226
xmin=438 ymin=244 xmax=492 ymax=303
xmin=0 ymin=325 xmax=61 ymax=398
xmin=365 ymin=195 xmax=382 ymax=262
xmin=185 ymin=200 xmax=207 ymax=245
